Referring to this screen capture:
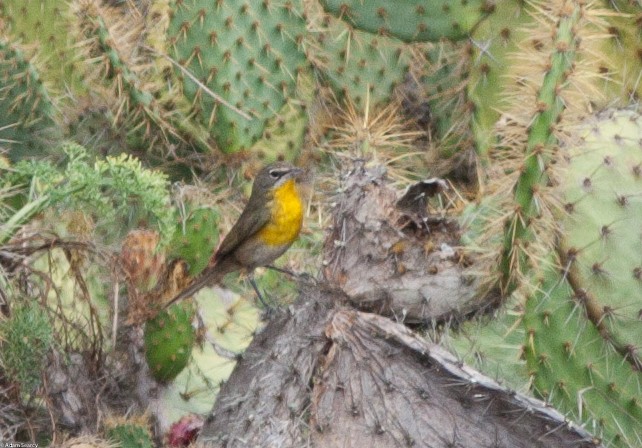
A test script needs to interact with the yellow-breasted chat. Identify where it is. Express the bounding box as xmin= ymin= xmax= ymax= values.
xmin=166 ymin=162 xmax=305 ymax=307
